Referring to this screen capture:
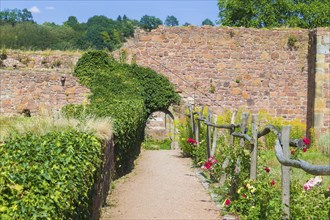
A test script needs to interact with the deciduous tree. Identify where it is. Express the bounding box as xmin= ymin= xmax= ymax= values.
xmin=139 ymin=15 xmax=163 ymax=31
xmin=217 ymin=0 xmax=330 ymax=28
xmin=164 ymin=15 xmax=179 ymax=26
